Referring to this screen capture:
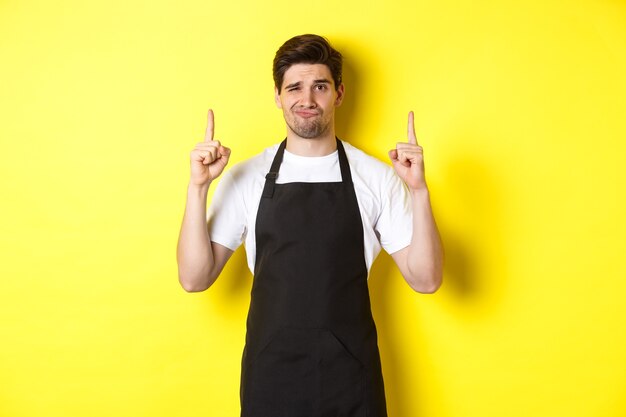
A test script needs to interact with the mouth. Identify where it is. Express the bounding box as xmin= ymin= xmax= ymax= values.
xmin=294 ymin=110 xmax=320 ymax=118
